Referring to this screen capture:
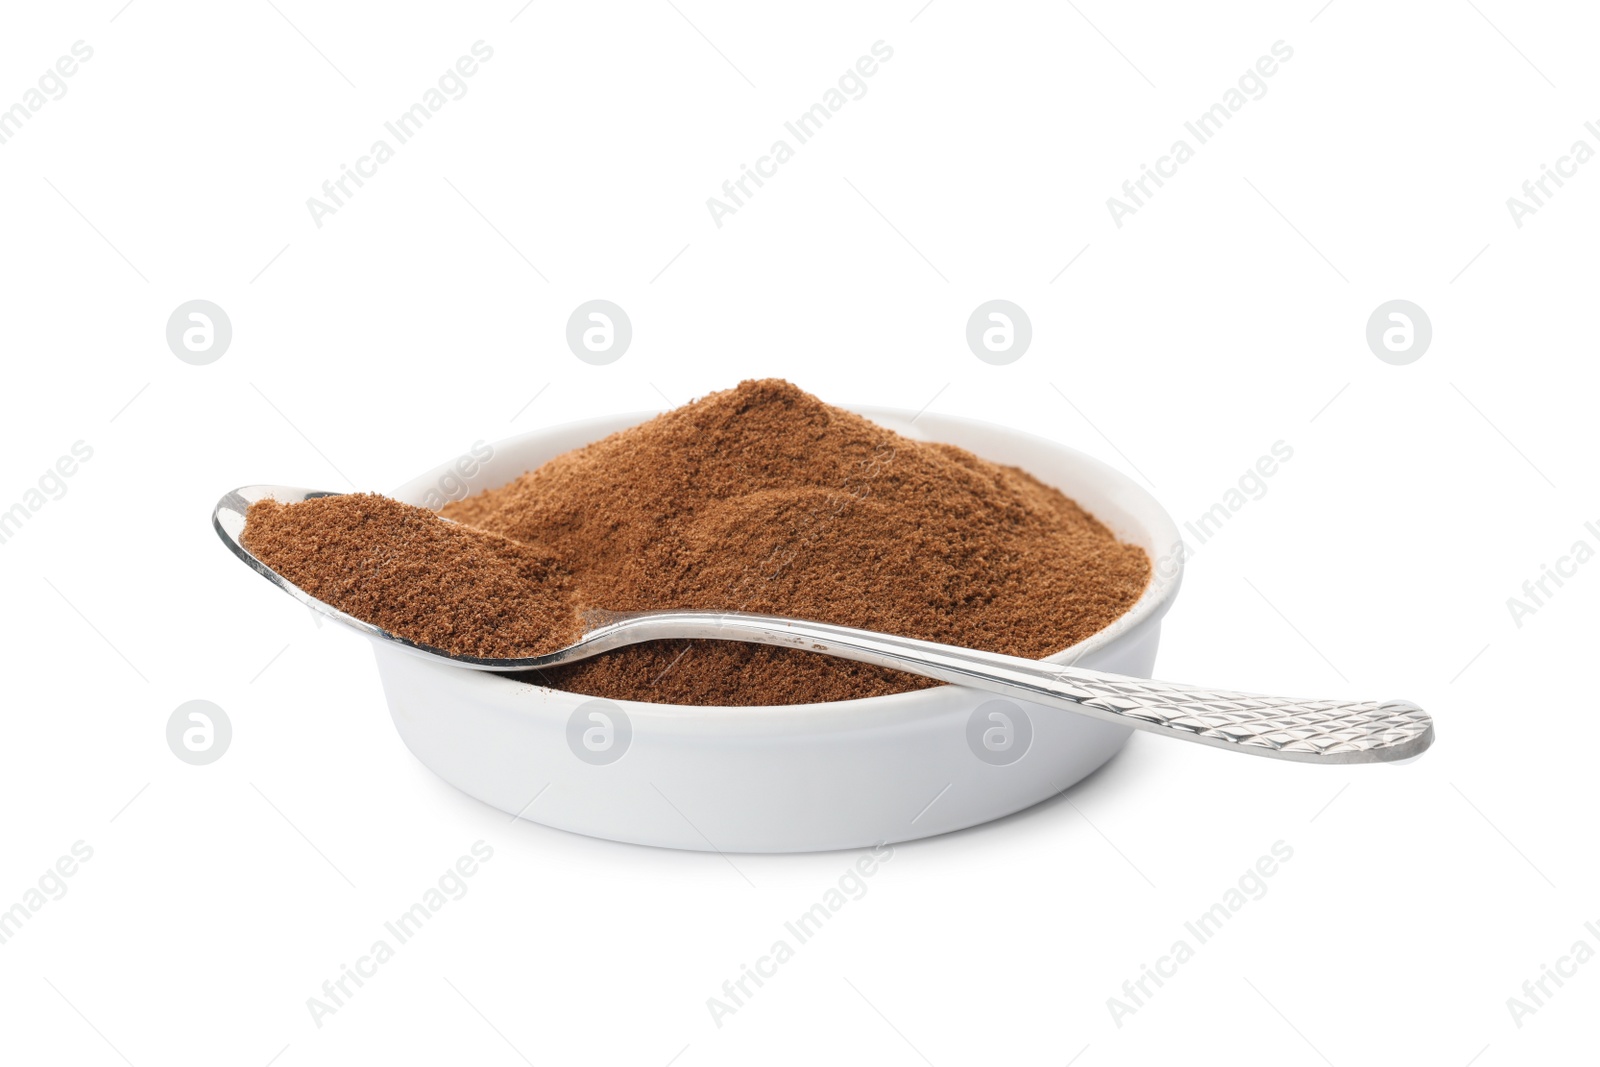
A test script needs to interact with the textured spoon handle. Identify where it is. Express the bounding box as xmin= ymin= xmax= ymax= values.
xmin=1041 ymin=667 xmax=1432 ymax=763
